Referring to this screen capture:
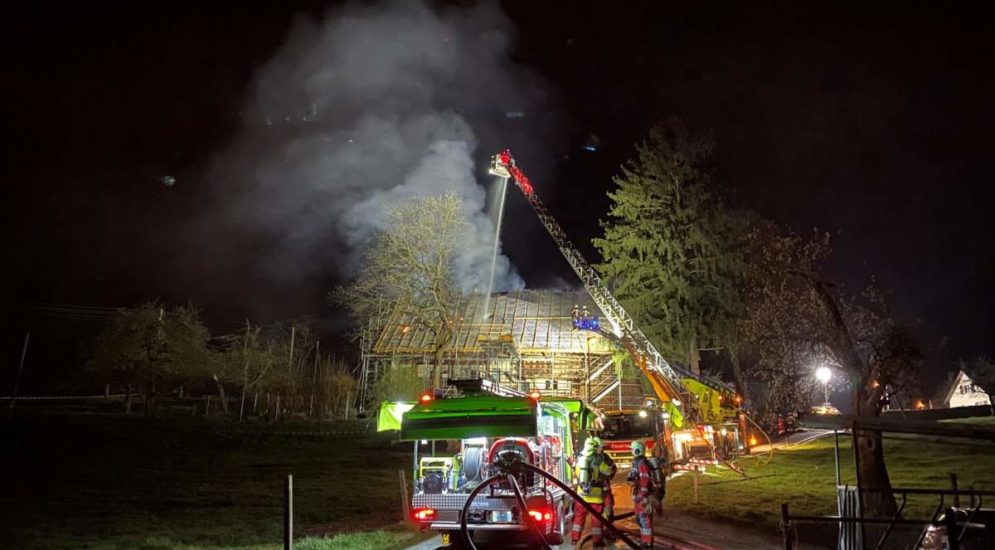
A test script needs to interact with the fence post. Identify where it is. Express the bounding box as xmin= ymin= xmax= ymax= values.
xmin=284 ymin=474 xmax=293 ymax=550
xmin=950 ymin=473 xmax=960 ymax=508
xmin=693 ymin=467 xmax=701 ymax=504
xmin=850 ymin=422 xmax=867 ymax=550
xmin=781 ymin=503 xmax=794 ymax=550
xmin=399 ymin=469 xmax=410 ymax=521
xmin=945 ymin=507 xmax=959 ymax=550
xmin=833 ymin=430 xmax=841 ymax=486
